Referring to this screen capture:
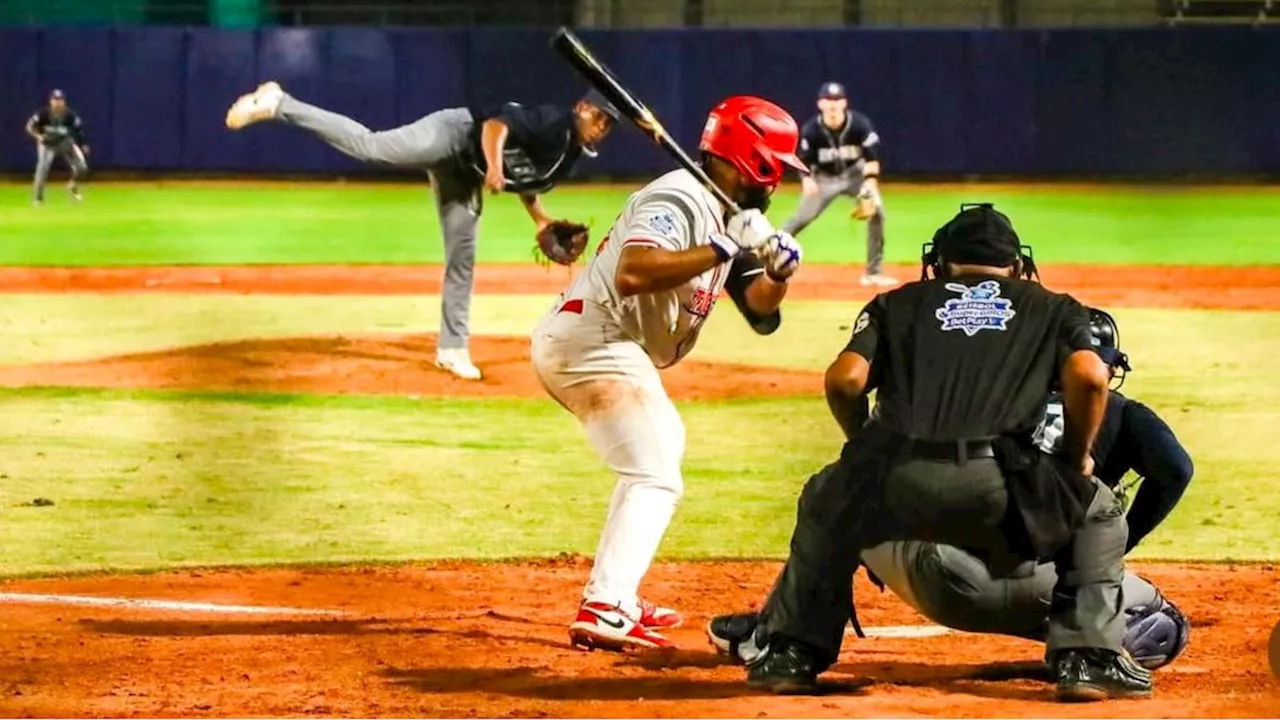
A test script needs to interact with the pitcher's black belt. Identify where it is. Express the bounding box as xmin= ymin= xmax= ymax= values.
xmin=907 ymin=438 xmax=995 ymax=463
